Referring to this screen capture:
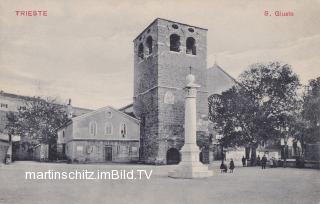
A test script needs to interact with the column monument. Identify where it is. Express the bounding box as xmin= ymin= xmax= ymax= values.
xmin=168 ymin=73 xmax=213 ymax=178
